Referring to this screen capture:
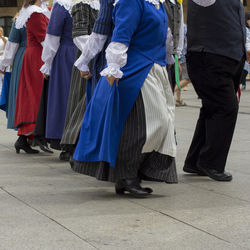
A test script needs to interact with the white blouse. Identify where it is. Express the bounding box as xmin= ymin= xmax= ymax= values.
xmin=74 ymin=32 xmax=108 ymax=72
xmin=40 ymin=34 xmax=60 ymax=75
xmin=0 ymin=41 xmax=19 ymax=72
